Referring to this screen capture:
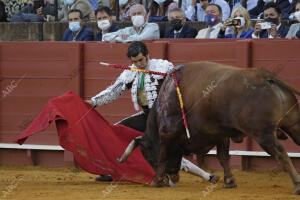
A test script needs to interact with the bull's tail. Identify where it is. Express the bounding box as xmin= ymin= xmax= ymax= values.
xmin=261 ymin=69 xmax=300 ymax=96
